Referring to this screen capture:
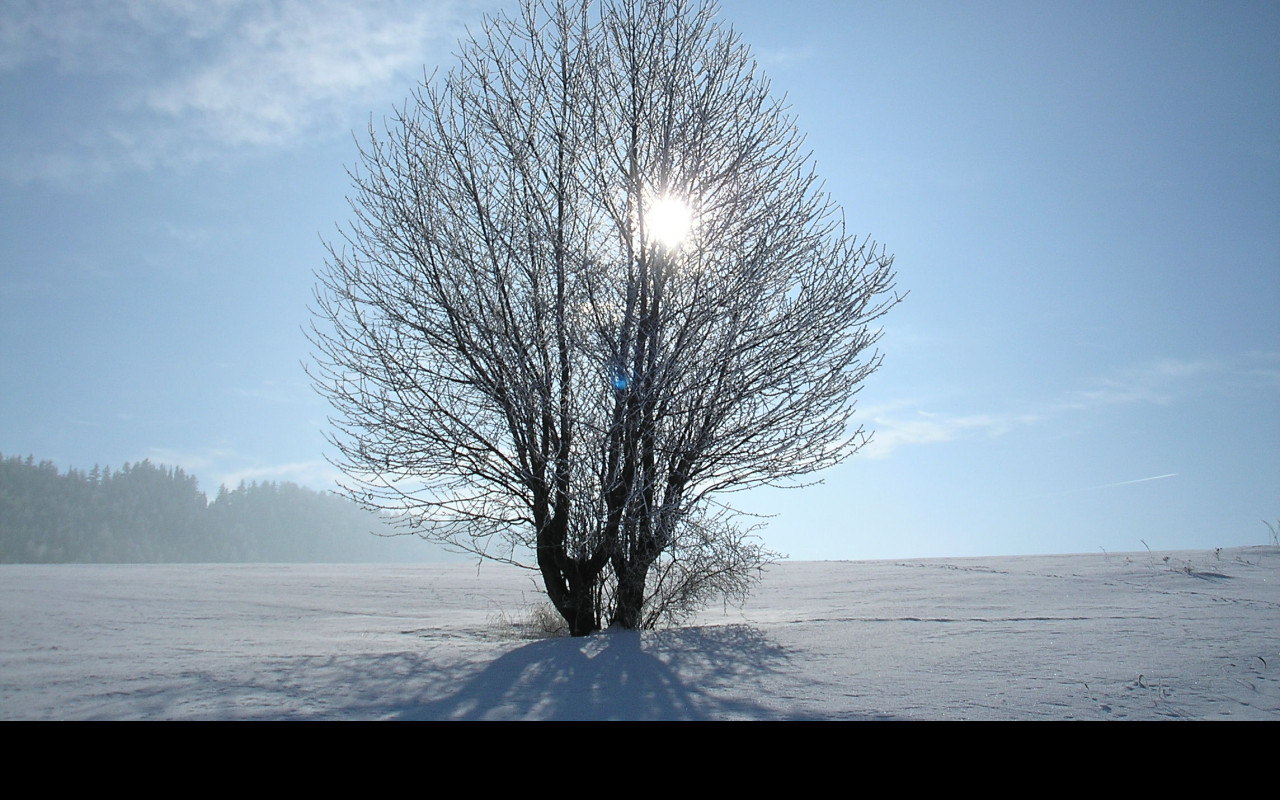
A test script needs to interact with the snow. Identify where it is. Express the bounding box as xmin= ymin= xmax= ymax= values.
xmin=2 ymin=548 xmax=1277 ymax=719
